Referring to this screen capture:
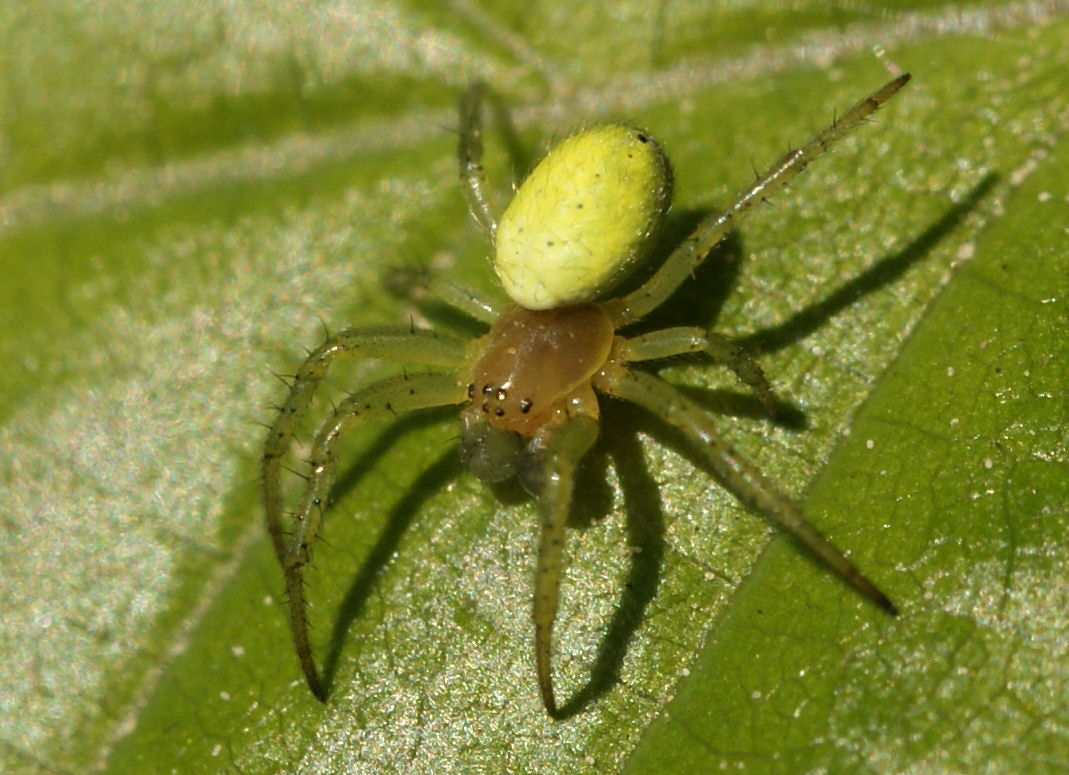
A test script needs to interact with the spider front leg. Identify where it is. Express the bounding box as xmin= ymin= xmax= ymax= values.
xmin=595 ymin=362 xmax=896 ymax=615
xmin=529 ymin=414 xmax=600 ymax=716
xmin=281 ymin=371 xmax=467 ymax=700
xmin=277 ymin=371 xmax=469 ymax=698
xmin=604 ymin=73 xmax=910 ymax=327
xmin=263 ymin=328 xmax=467 ymax=561
xmin=262 ymin=328 xmax=468 ymax=699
